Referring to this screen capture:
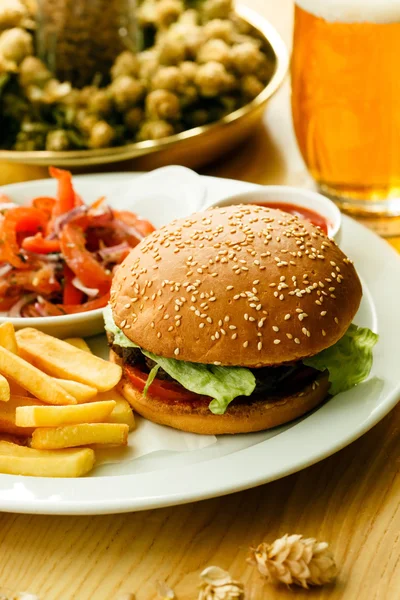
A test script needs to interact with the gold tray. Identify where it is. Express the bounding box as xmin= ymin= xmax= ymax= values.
xmin=0 ymin=5 xmax=288 ymax=172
